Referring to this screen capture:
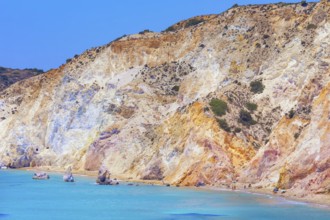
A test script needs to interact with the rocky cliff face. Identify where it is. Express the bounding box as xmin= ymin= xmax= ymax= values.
xmin=0 ymin=1 xmax=329 ymax=200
